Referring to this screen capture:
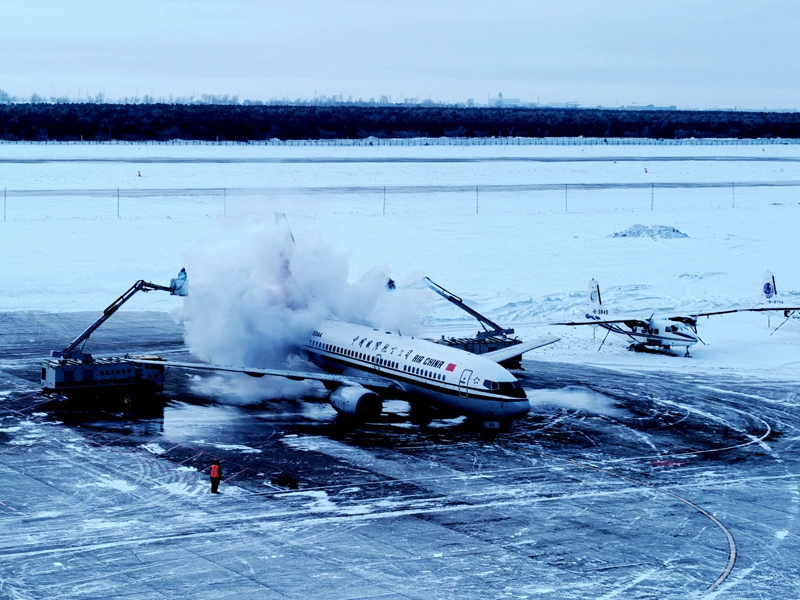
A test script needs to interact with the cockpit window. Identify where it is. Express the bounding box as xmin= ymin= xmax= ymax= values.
xmin=483 ymin=380 xmax=501 ymax=390
xmin=498 ymin=381 xmax=523 ymax=392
